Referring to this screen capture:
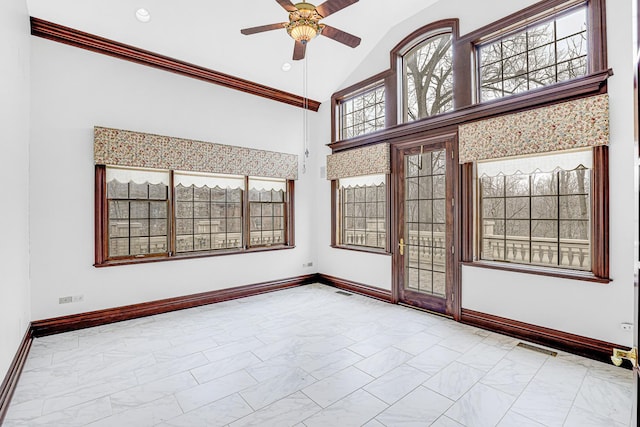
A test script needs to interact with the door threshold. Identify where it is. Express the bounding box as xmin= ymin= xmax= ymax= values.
xmin=398 ymin=302 xmax=453 ymax=320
